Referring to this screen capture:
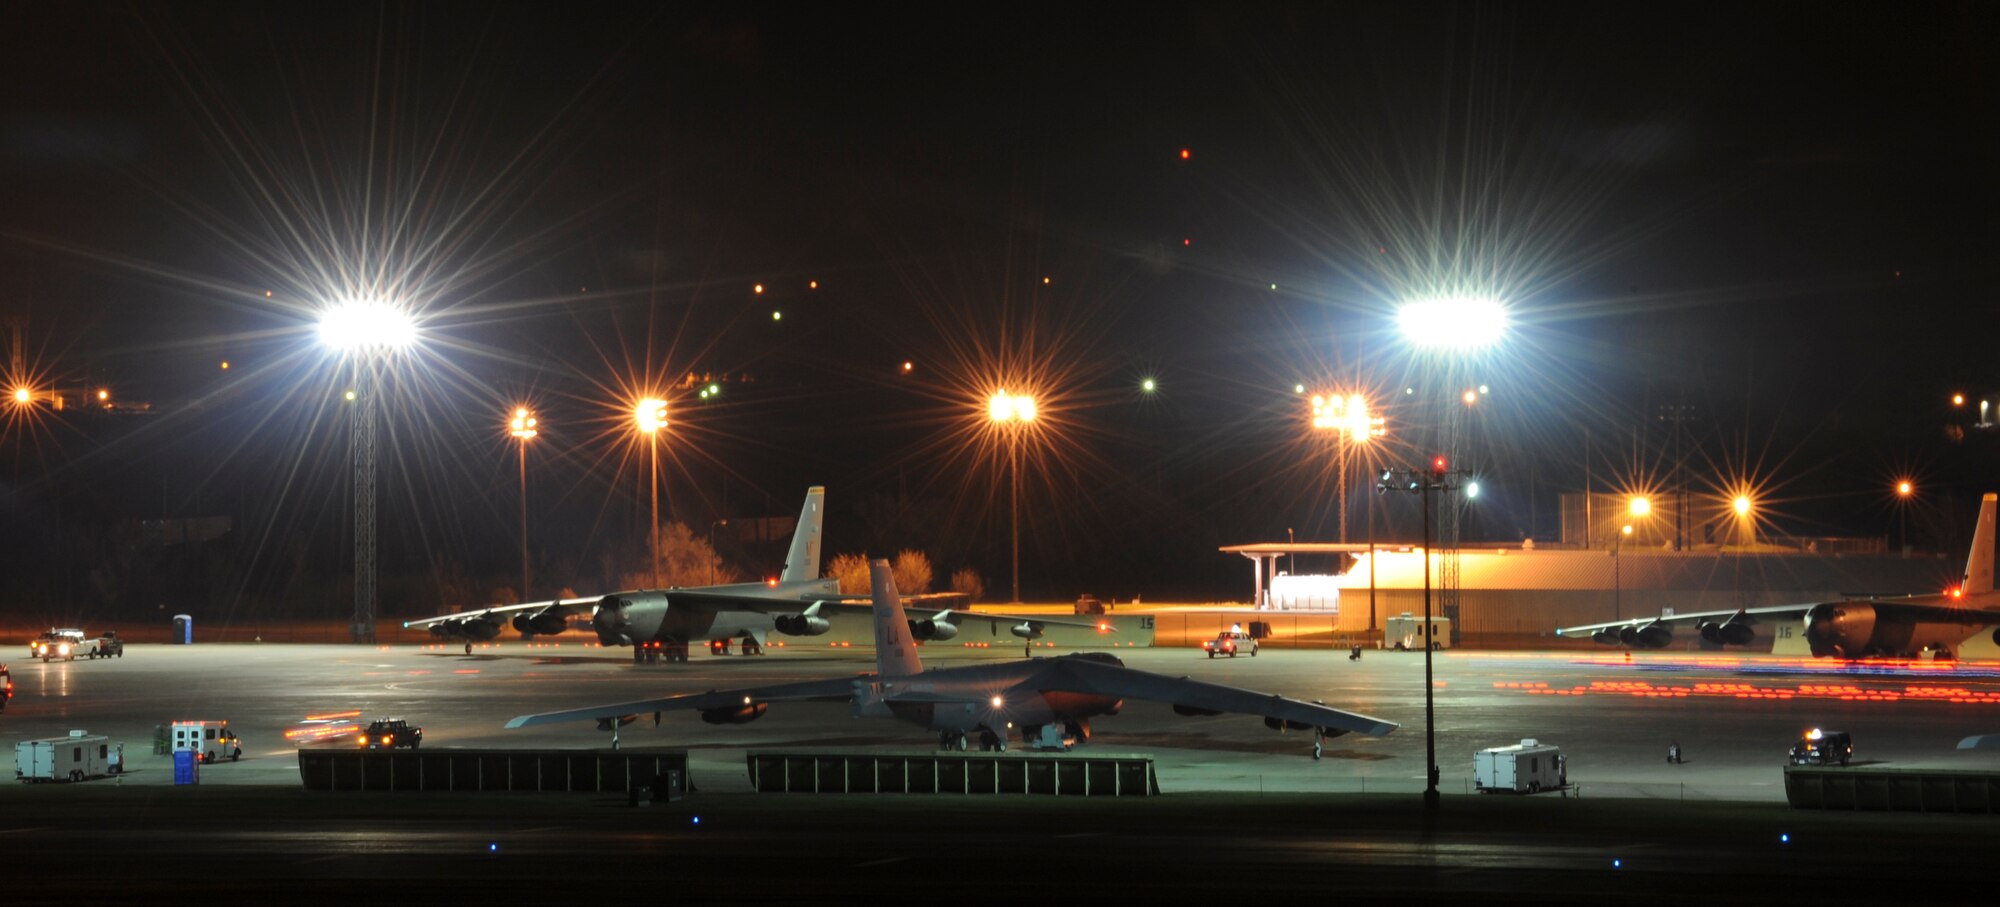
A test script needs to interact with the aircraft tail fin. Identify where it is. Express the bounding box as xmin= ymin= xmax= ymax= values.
xmin=869 ymin=559 xmax=924 ymax=677
xmin=781 ymin=486 xmax=825 ymax=583
xmin=1964 ymin=493 xmax=1996 ymax=596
